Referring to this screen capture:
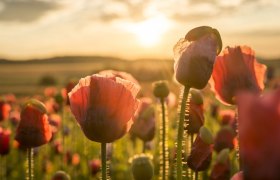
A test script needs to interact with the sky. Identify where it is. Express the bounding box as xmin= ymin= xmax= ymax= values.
xmin=0 ymin=0 xmax=280 ymax=60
